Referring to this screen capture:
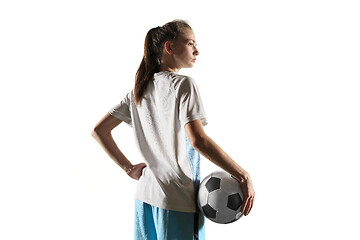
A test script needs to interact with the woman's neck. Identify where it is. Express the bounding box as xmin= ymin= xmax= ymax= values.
xmin=159 ymin=63 xmax=180 ymax=73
